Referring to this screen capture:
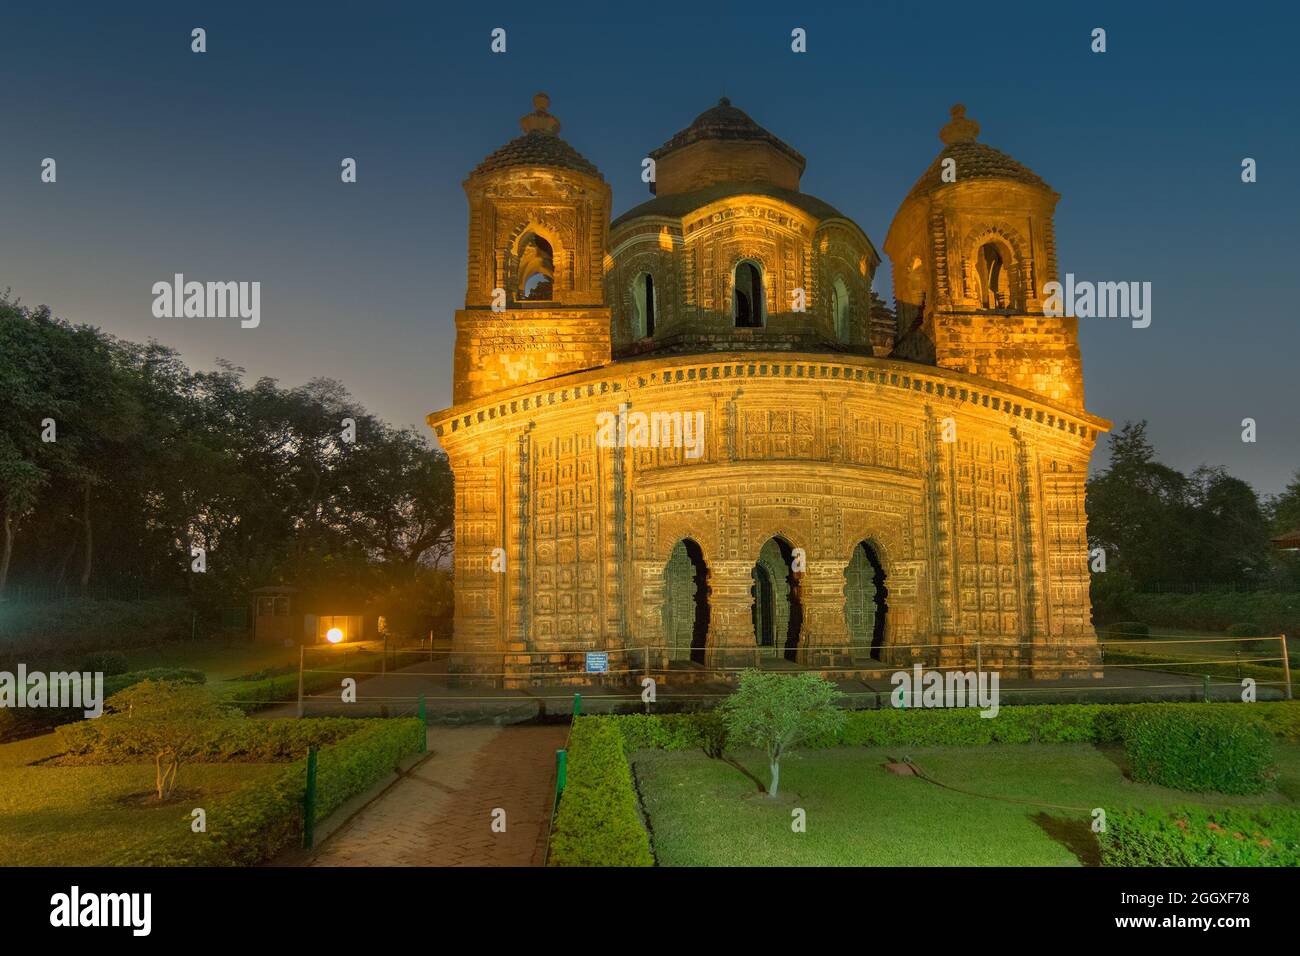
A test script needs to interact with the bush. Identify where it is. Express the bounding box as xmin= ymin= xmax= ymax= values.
xmin=549 ymin=717 xmax=653 ymax=867
xmin=613 ymin=712 xmax=725 ymax=752
xmin=1105 ymin=621 xmax=1150 ymax=638
xmin=111 ymin=718 xmax=425 ymax=866
xmin=57 ymin=715 xmax=369 ymax=763
xmin=1089 ymin=571 xmax=1136 ymax=622
xmin=1226 ymin=623 xmax=1266 ymax=637
xmin=103 ymin=668 xmax=204 ymax=697
xmin=1099 ymin=806 xmax=1300 ymax=867
xmin=1117 ymin=706 xmax=1275 ymax=794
